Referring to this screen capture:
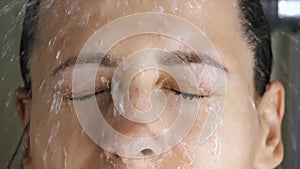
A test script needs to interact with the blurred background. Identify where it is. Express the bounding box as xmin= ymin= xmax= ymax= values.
xmin=0 ymin=0 xmax=25 ymax=168
xmin=0 ymin=0 xmax=299 ymax=168
xmin=260 ymin=0 xmax=300 ymax=168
